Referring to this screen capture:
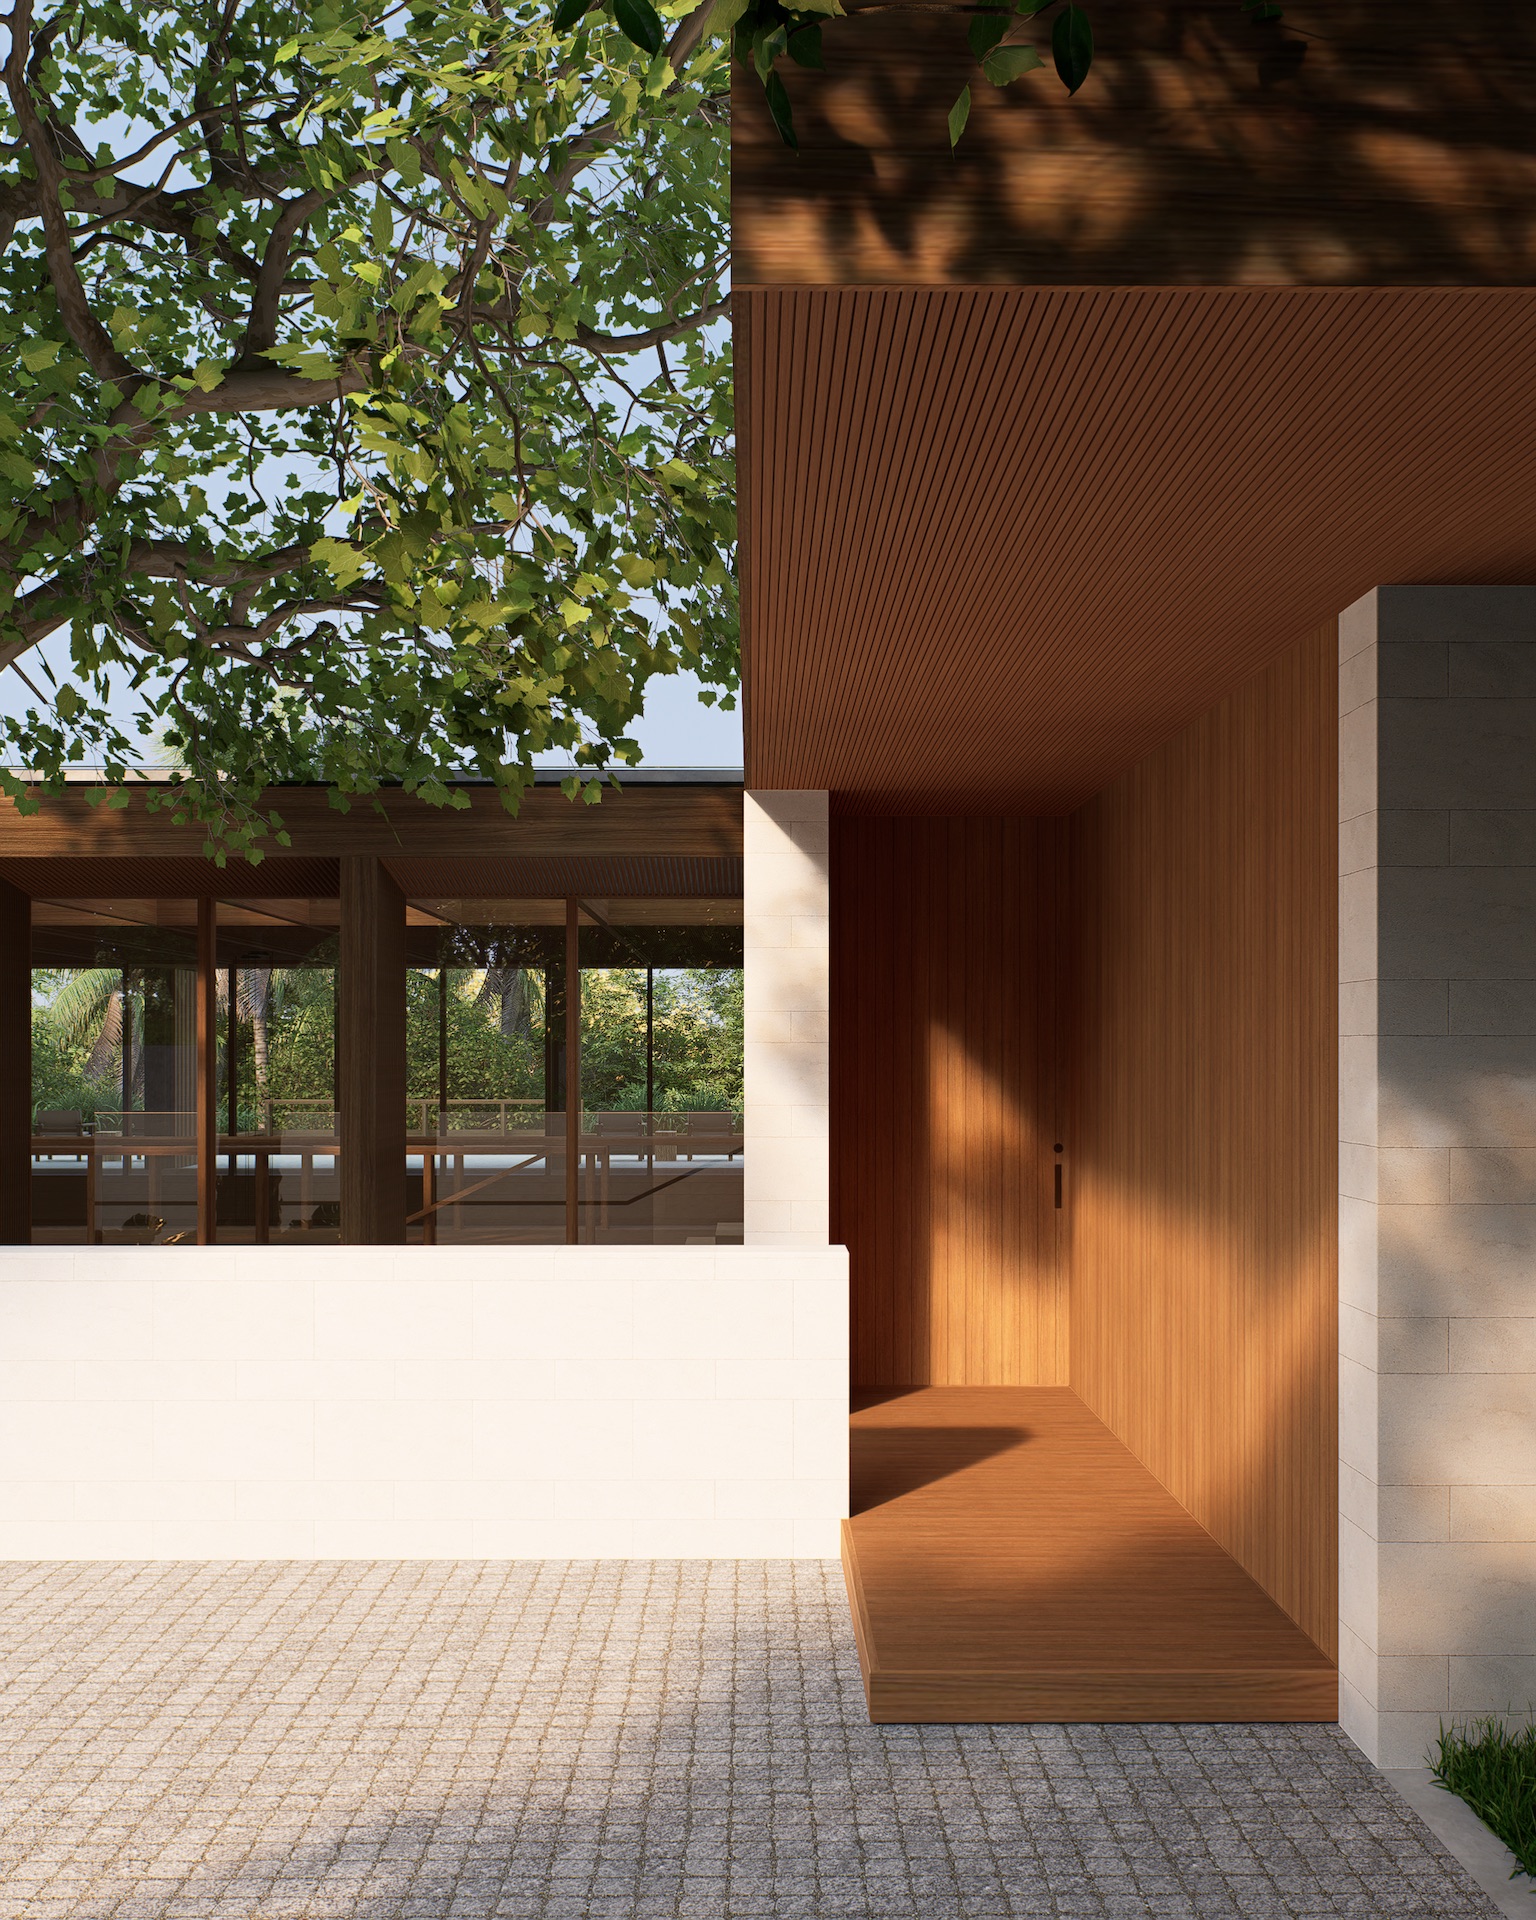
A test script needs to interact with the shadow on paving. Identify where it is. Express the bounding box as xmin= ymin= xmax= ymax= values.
xmin=0 ymin=1560 xmax=1503 ymax=1920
